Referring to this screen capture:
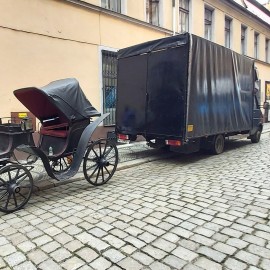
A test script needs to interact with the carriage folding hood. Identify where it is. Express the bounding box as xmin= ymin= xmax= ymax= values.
xmin=14 ymin=78 xmax=100 ymax=125
xmin=116 ymin=33 xmax=261 ymax=150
